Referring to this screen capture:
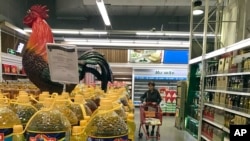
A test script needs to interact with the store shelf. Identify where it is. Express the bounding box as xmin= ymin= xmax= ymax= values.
xmin=204 ymin=103 xmax=224 ymax=110
xmin=204 ymin=103 xmax=250 ymax=118
xmin=223 ymin=127 xmax=230 ymax=133
xmin=202 ymin=118 xmax=223 ymax=129
xmin=206 ymin=71 xmax=250 ymax=77
xmin=2 ymin=73 xmax=27 ymax=77
xmin=205 ymin=89 xmax=250 ymax=96
xmin=201 ymin=135 xmax=211 ymax=141
xmin=189 ymin=56 xmax=202 ymax=64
